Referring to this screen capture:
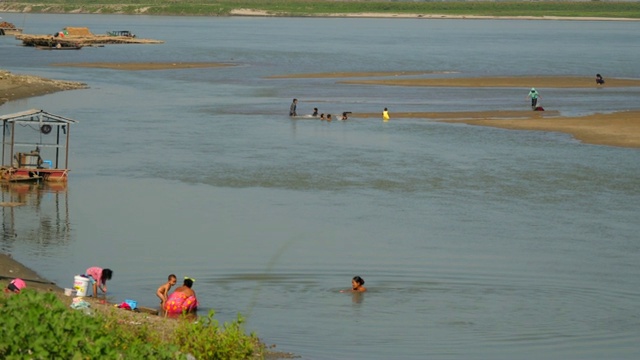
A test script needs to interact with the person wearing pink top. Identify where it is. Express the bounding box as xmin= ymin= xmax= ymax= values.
xmin=85 ymin=267 xmax=113 ymax=297
xmin=5 ymin=278 xmax=26 ymax=293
